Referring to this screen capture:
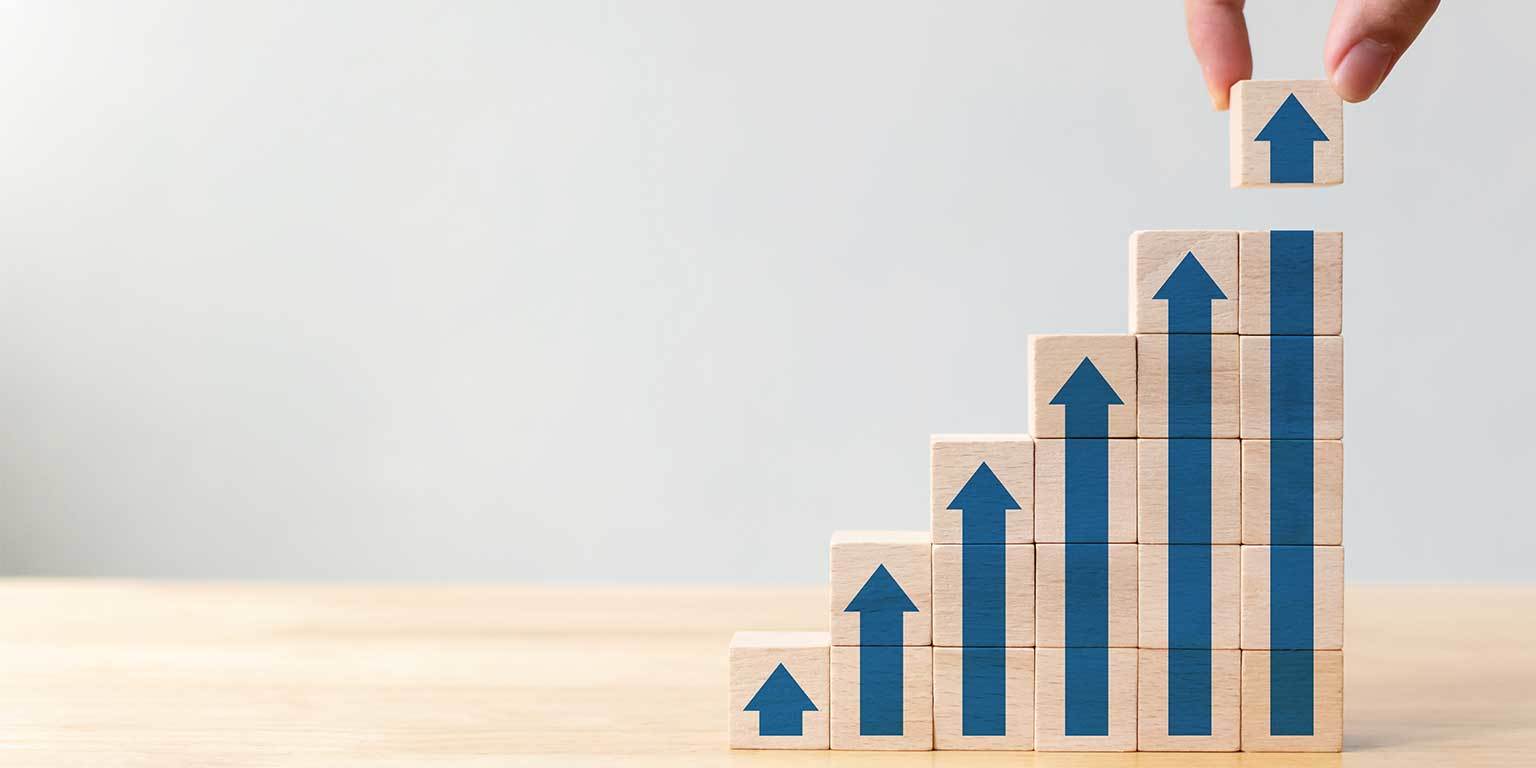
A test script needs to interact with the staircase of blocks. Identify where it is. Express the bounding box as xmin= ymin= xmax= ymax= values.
xmin=727 ymin=79 xmax=1345 ymax=753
